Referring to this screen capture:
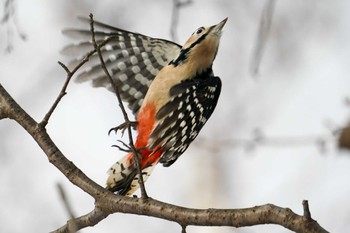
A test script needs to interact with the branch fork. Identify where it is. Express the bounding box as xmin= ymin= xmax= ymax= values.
xmin=0 ymin=12 xmax=329 ymax=233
